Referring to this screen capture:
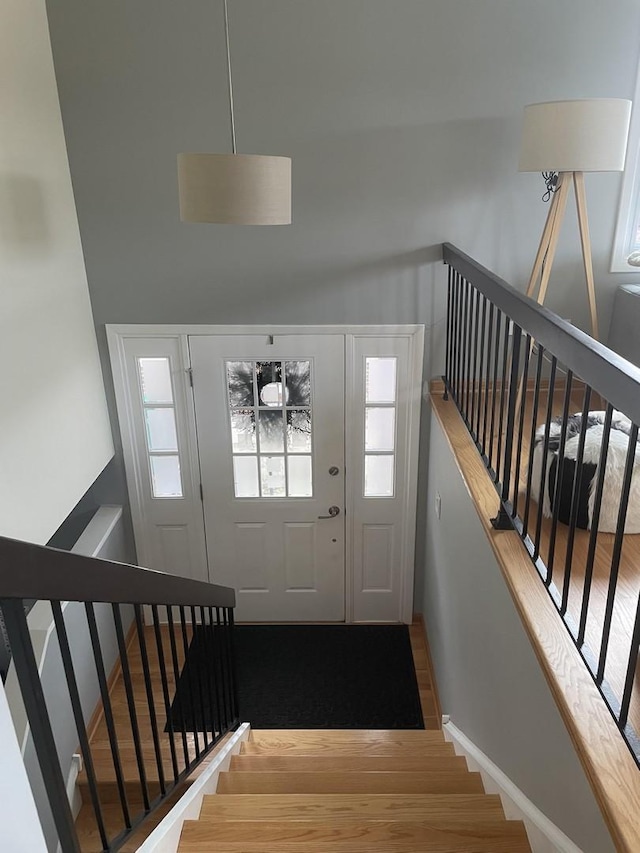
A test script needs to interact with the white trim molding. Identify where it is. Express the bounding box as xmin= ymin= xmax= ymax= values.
xmin=136 ymin=724 xmax=251 ymax=853
xmin=442 ymin=717 xmax=583 ymax=853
